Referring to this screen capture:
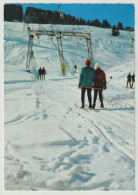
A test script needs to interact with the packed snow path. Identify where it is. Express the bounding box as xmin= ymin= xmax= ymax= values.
xmin=4 ymin=22 xmax=135 ymax=190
